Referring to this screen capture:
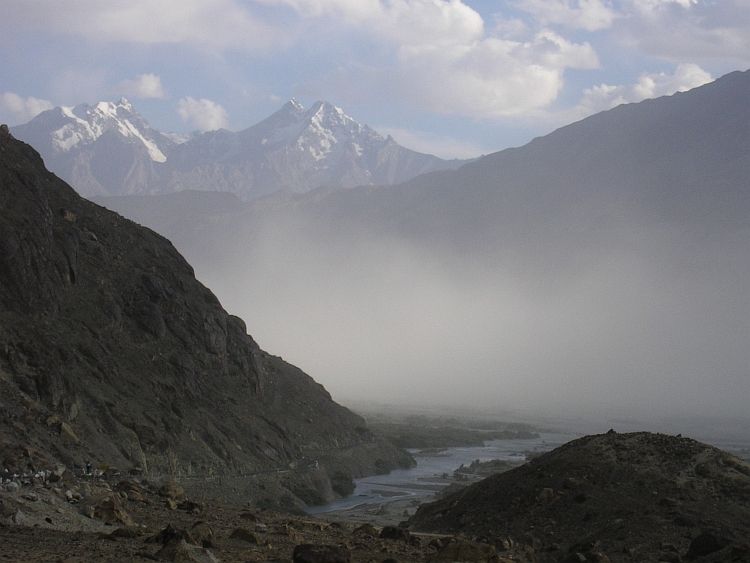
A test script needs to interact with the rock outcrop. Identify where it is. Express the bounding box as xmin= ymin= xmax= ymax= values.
xmin=408 ymin=431 xmax=750 ymax=562
xmin=0 ymin=133 xmax=411 ymax=493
